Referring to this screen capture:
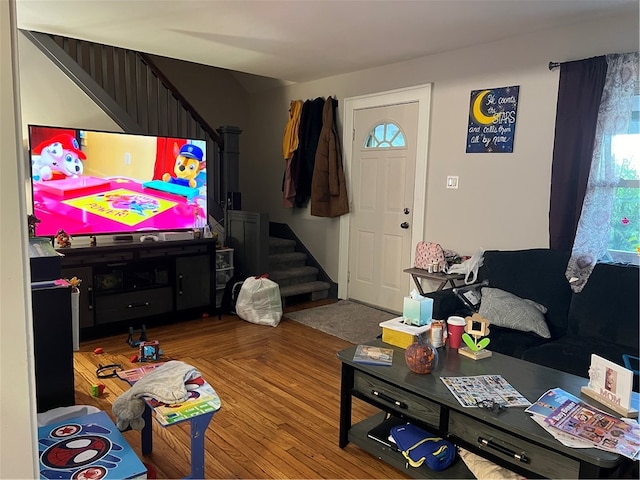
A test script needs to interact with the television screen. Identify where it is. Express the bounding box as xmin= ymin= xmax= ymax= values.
xmin=28 ymin=125 xmax=208 ymax=238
